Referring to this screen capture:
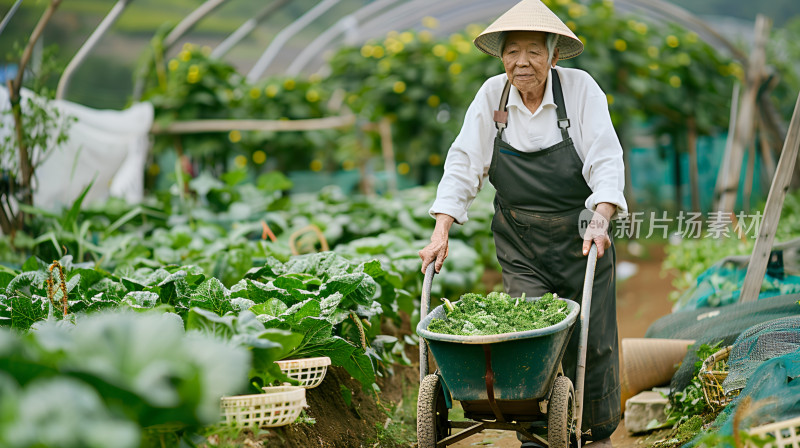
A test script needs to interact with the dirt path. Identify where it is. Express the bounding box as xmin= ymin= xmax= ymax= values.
xmin=449 ymin=242 xmax=677 ymax=448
